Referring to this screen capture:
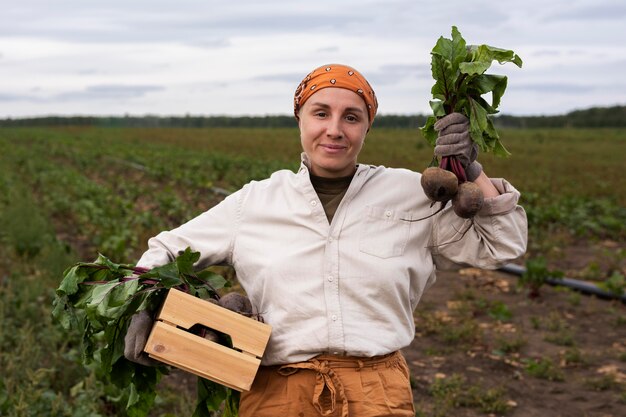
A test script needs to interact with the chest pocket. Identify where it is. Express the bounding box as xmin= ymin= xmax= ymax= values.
xmin=359 ymin=205 xmax=411 ymax=259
